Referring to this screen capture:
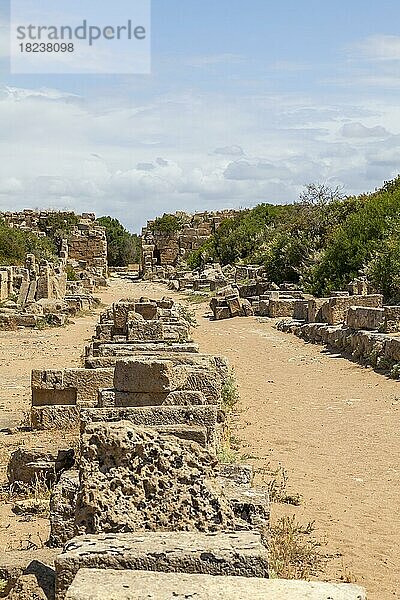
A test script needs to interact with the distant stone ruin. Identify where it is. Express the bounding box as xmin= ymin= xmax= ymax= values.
xmin=141 ymin=210 xmax=241 ymax=278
